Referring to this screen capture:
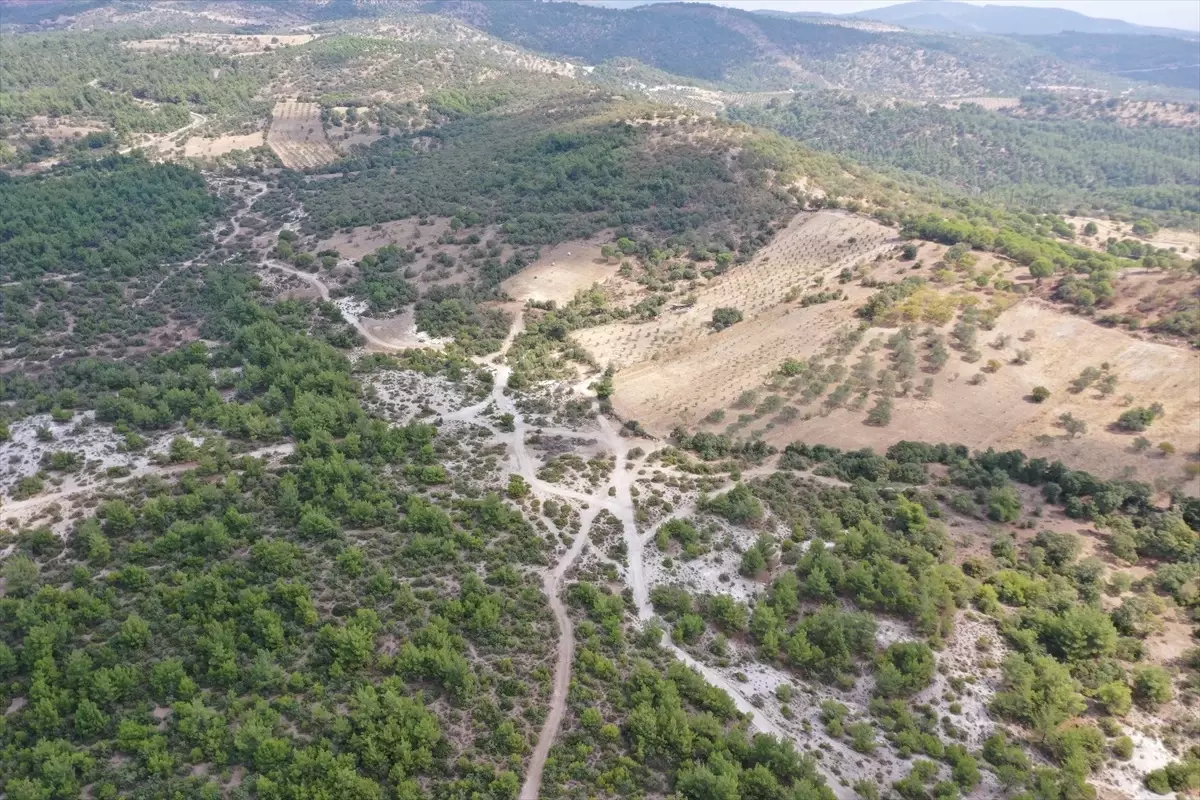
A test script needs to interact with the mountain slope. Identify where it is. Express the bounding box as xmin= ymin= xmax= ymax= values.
xmin=421 ymin=0 xmax=1109 ymax=97
xmin=1017 ymin=32 xmax=1200 ymax=91
xmin=856 ymin=0 xmax=1198 ymax=39
xmin=727 ymin=91 xmax=1200 ymax=222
